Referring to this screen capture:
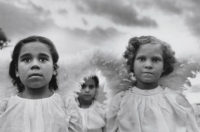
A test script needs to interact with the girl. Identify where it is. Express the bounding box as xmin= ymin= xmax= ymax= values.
xmin=106 ymin=36 xmax=199 ymax=132
xmin=0 ymin=36 xmax=82 ymax=132
xmin=76 ymin=75 xmax=106 ymax=132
